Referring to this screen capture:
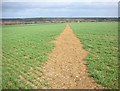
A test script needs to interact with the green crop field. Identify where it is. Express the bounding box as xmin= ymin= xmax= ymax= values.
xmin=2 ymin=23 xmax=66 ymax=89
xmin=2 ymin=22 xmax=118 ymax=89
xmin=70 ymin=22 xmax=118 ymax=89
